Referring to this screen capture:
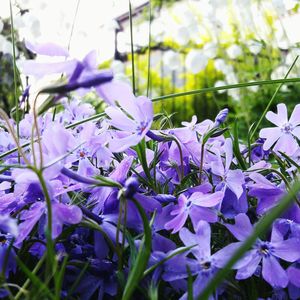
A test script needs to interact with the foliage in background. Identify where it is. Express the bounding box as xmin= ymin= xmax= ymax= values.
xmin=110 ymin=0 xmax=300 ymax=132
